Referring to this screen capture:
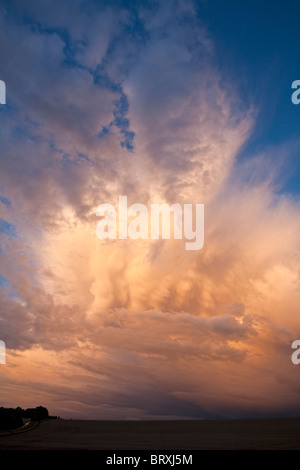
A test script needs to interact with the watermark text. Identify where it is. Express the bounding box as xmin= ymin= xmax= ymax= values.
xmin=291 ymin=340 xmax=300 ymax=364
xmin=96 ymin=196 xmax=204 ymax=251
xmin=291 ymin=80 xmax=300 ymax=104
xmin=0 ymin=340 xmax=6 ymax=364
xmin=0 ymin=80 xmax=6 ymax=105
